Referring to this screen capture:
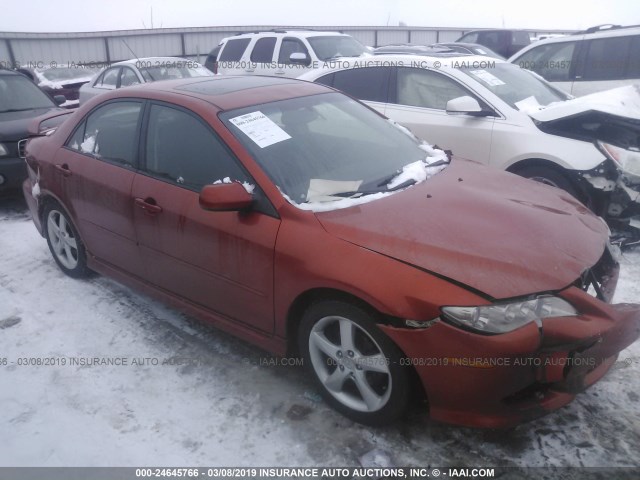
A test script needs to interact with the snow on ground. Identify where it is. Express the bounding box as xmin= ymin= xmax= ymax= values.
xmin=0 ymin=194 xmax=639 ymax=468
